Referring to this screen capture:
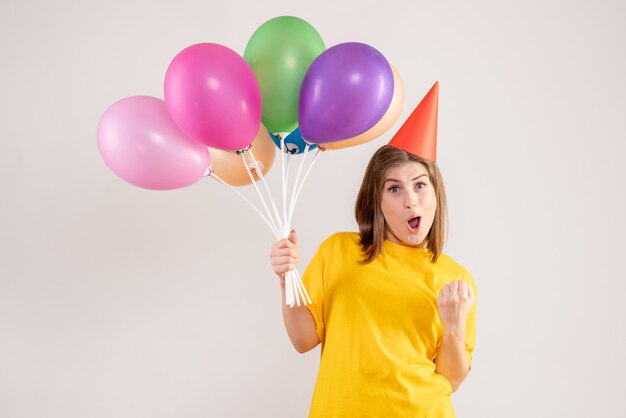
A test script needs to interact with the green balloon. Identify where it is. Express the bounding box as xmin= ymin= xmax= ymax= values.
xmin=244 ymin=16 xmax=325 ymax=133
